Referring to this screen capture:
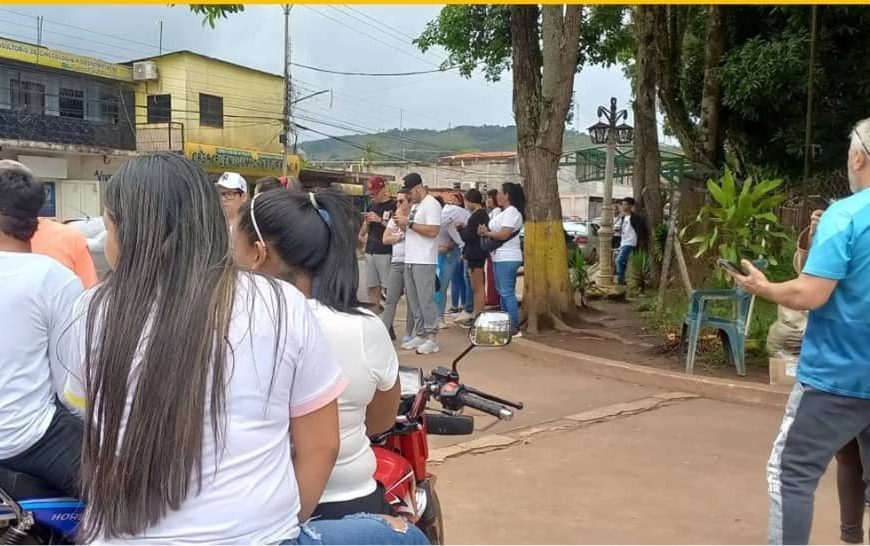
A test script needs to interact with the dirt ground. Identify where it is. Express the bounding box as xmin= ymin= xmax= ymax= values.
xmin=526 ymin=299 xmax=772 ymax=385
xmin=434 ymin=396 xmax=843 ymax=545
